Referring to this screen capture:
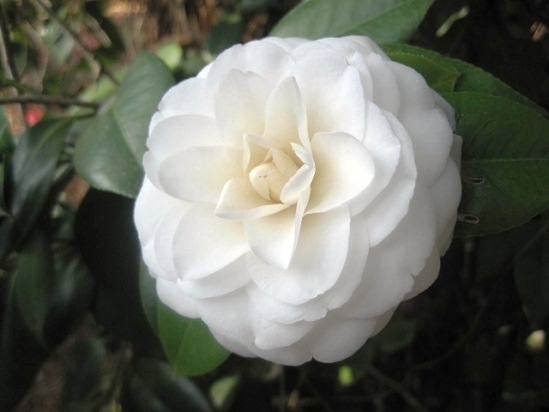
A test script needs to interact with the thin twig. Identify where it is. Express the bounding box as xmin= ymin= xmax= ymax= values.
xmin=0 ymin=3 xmax=27 ymax=135
xmin=32 ymin=0 xmax=119 ymax=85
xmin=363 ymin=365 xmax=429 ymax=412
xmin=0 ymin=95 xmax=100 ymax=109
